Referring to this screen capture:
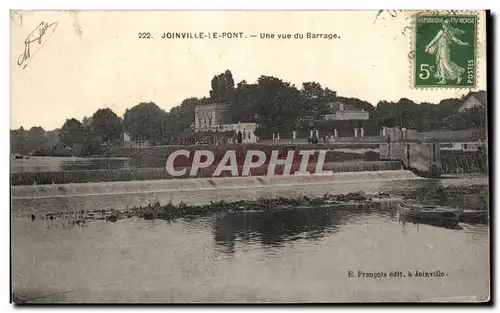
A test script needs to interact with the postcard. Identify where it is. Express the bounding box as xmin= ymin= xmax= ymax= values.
xmin=10 ymin=10 xmax=490 ymax=303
